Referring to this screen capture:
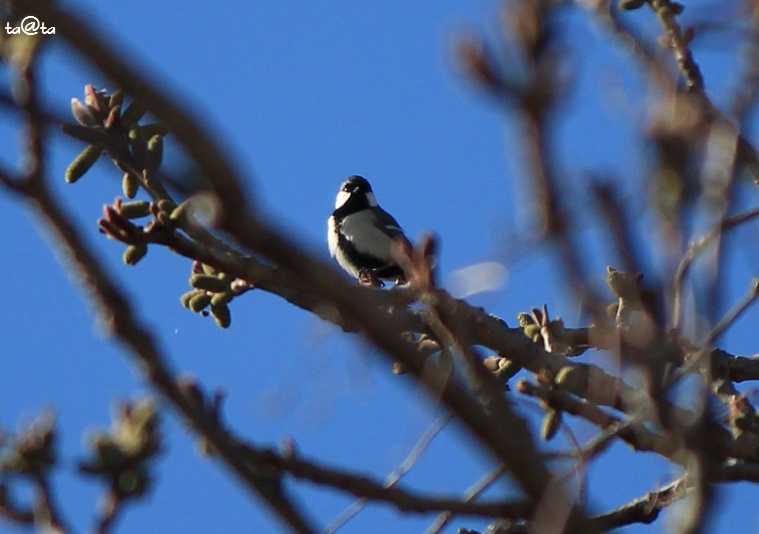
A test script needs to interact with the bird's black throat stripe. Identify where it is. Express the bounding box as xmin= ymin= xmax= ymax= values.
xmin=332 ymin=192 xmax=371 ymax=219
